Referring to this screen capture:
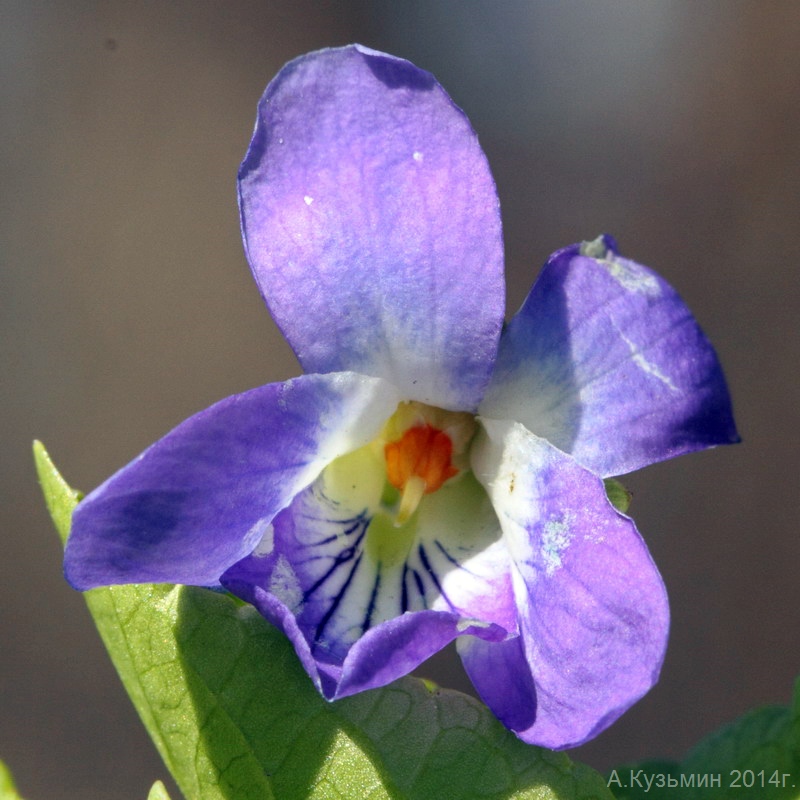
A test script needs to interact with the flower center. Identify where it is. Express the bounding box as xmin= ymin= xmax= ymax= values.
xmin=385 ymin=424 xmax=458 ymax=524
xmin=380 ymin=402 xmax=476 ymax=525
